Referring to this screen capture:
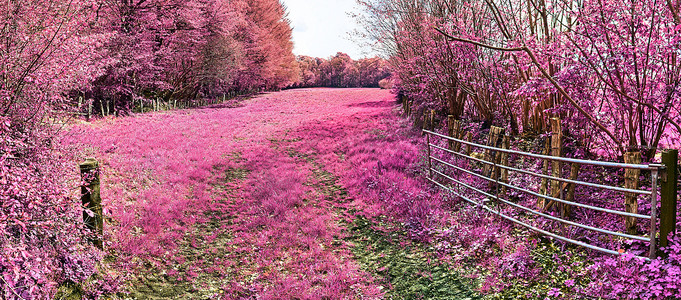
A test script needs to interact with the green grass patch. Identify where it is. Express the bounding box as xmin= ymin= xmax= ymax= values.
xmin=347 ymin=215 xmax=481 ymax=299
